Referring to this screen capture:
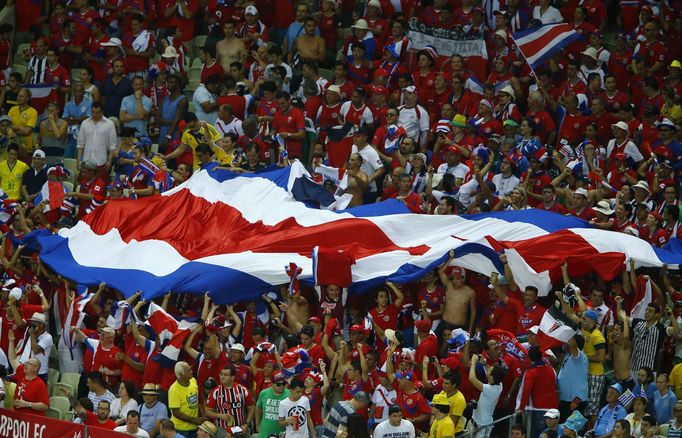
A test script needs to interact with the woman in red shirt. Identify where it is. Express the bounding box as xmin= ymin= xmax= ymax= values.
xmin=369 ymin=282 xmax=405 ymax=350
